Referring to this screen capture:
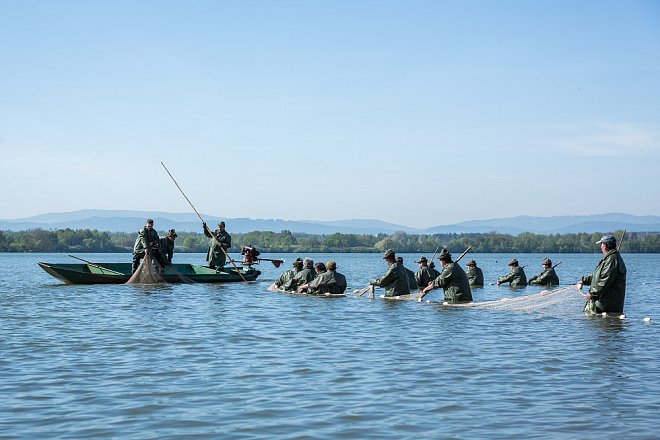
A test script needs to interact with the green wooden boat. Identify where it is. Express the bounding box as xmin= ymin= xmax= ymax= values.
xmin=38 ymin=261 xmax=260 ymax=285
